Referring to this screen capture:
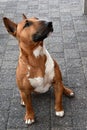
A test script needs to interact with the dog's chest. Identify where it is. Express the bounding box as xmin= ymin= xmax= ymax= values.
xmin=27 ymin=45 xmax=54 ymax=93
